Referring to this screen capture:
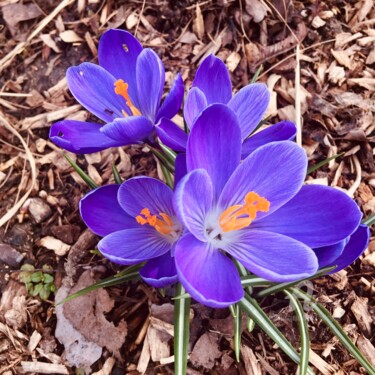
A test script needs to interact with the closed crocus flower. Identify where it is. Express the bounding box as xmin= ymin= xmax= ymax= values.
xmin=79 ymin=179 xmax=183 ymax=288
xmin=50 ymin=29 xmax=183 ymax=154
xmin=156 ymin=54 xmax=296 ymax=157
xmin=172 ymin=104 xmax=362 ymax=308
xmin=313 ymin=224 xmax=370 ymax=272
